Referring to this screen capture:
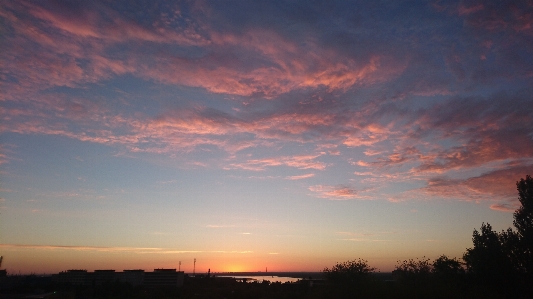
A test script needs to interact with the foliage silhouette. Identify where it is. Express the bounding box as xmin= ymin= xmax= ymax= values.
xmin=513 ymin=174 xmax=533 ymax=294
xmin=462 ymin=175 xmax=533 ymax=296
xmin=394 ymin=257 xmax=431 ymax=276
xmin=323 ymin=258 xmax=375 ymax=285
xmin=514 ymin=175 xmax=533 ymax=275
xmin=432 ymin=255 xmax=464 ymax=278
xmin=463 ymin=222 xmax=516 ymax=288
xmin=393 ymin=256 xmax=433 ymax=292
